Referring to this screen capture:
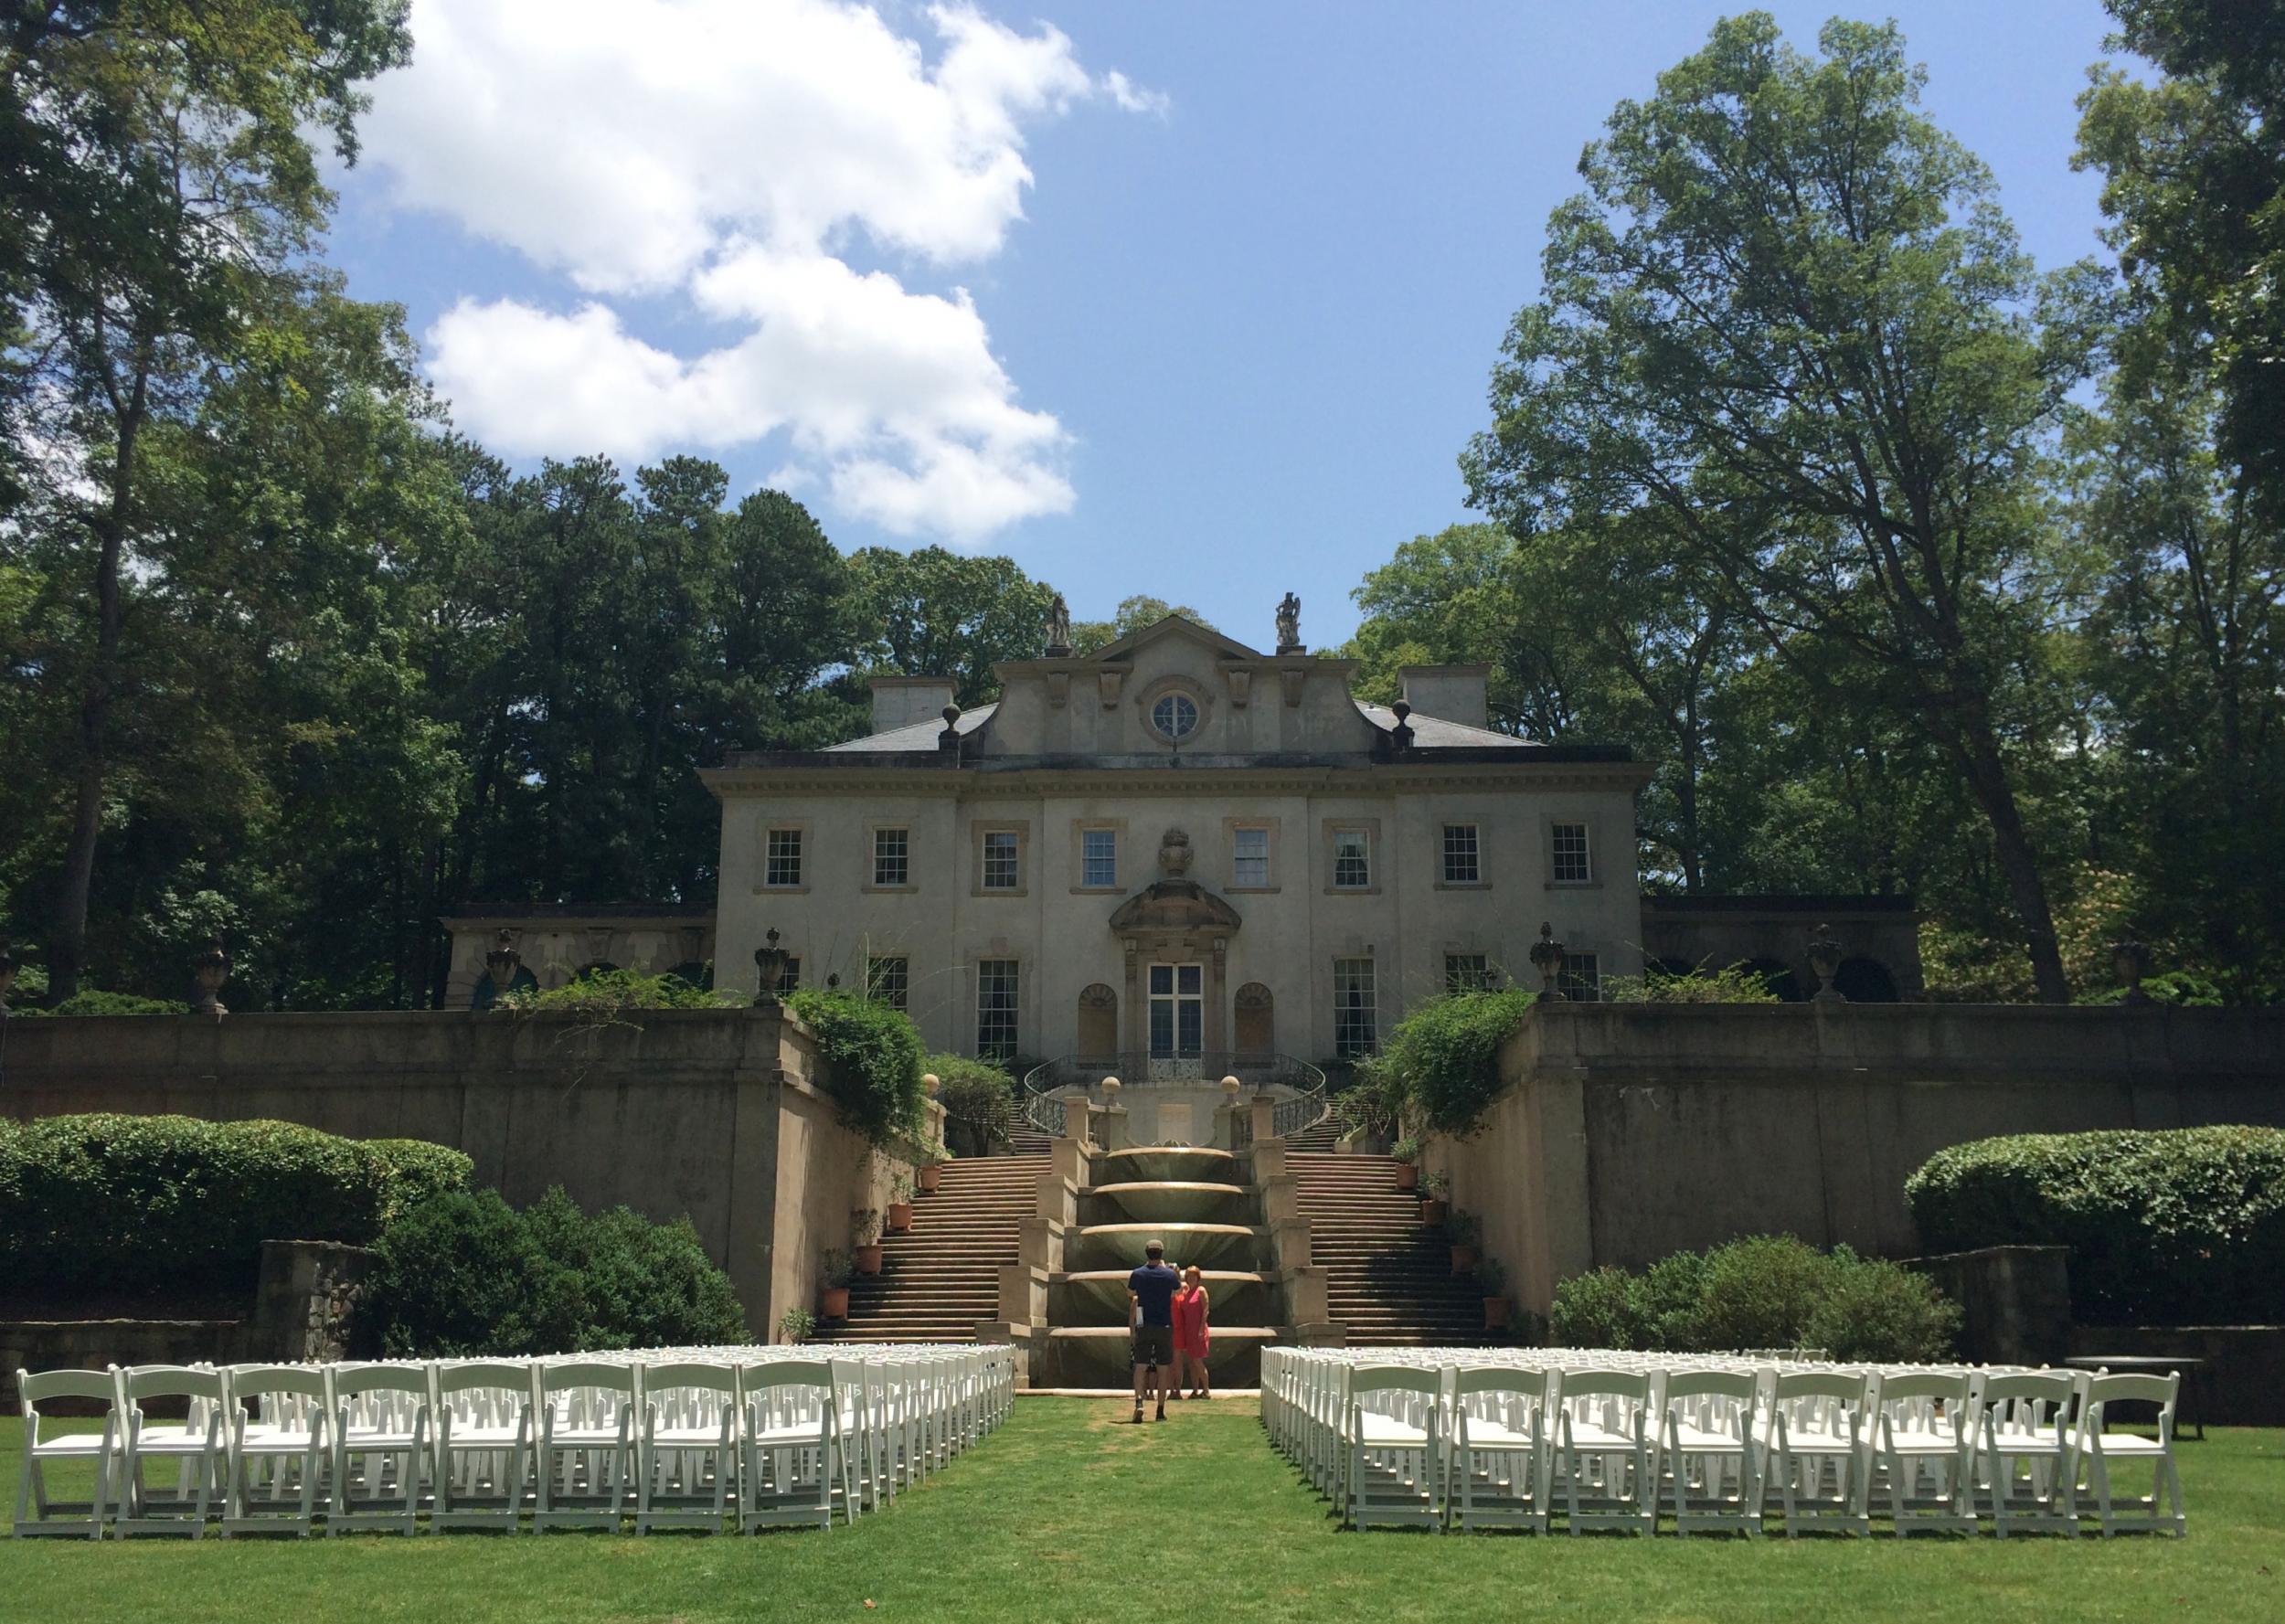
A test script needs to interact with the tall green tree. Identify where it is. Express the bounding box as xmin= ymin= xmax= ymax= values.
xmin=1069 ymin=595 xmax=1215 ymax=656
xmin=847 ymin=546 xmax=1056 ymax=707
xmin=4 ymin=0 xmax=410 ymax=996
xmin=1464 ymin=14 xmax=2105 ymax=1001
